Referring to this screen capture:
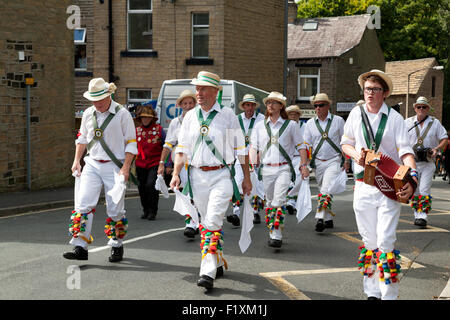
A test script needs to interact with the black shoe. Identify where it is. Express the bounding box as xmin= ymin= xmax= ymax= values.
xmin=286 ymin=205 xmax=296 ymax=215
xmin=325 ymin=220 xmax=334 ymax=229
xmin=268 ymin=238 xmax=282 ymax=248
xmin=414 ymin=218 xmax=427 ymax=227
xmin=141 ymin=210 xmax=149 ymax=219
xmin=216 ymin=266 xmax=224 ymax=278
xmin=227 ymin=214 xmax=240 ymax=227
xmin=147 ymin=211 xmax=157 ymax=220
xmin=197 ymin=275 xmax=214 ymax=290
xmin=367 ymin=296 xmax=381 ymax=300
xmin=109 ymin=246 xmax=124 ymax=263
xmin=253 ymin=213 xmax=261 ymax=224
xmin=184 ymin=227 xmax=197 ymax=238
xmin=63 ymin=246 xmax=88 ymax=260
xmin=315 ymin=219 xmax=325 ymax=232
